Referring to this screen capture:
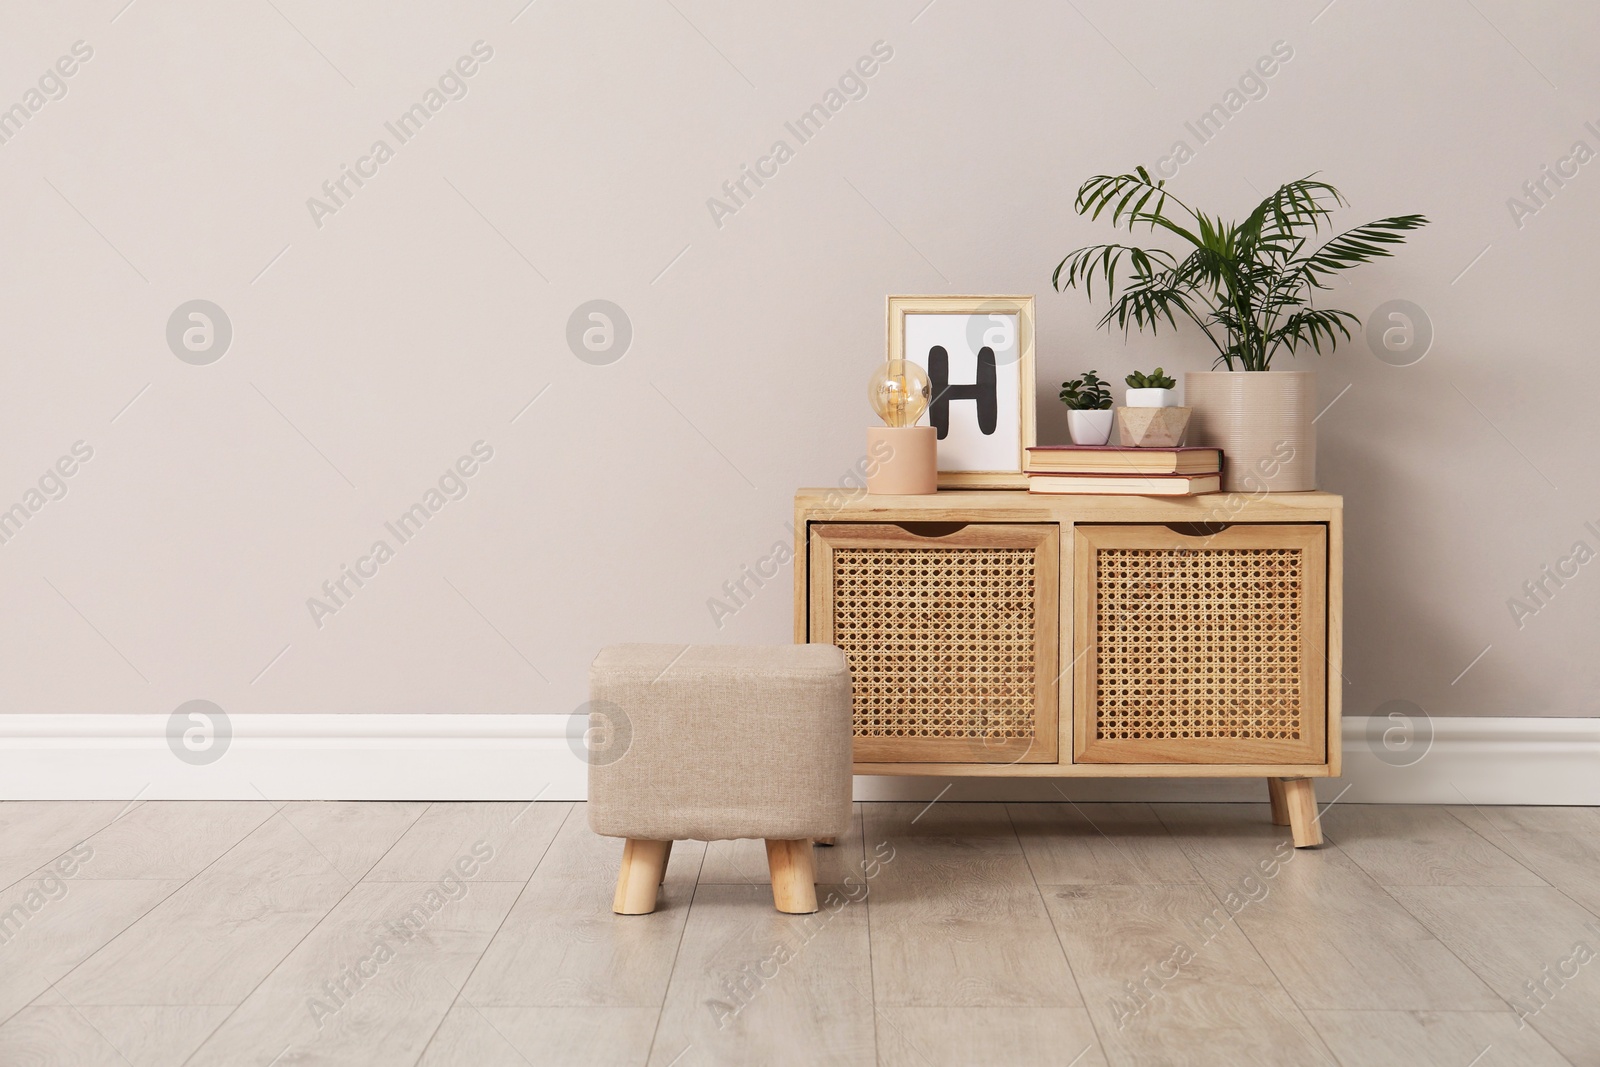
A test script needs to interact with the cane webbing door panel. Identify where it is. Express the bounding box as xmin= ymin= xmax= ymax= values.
xmin=810 ymin=523 xmax=1058 ymax=764
xmin=1074 ymin=524 xmax=1327 ymax=765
